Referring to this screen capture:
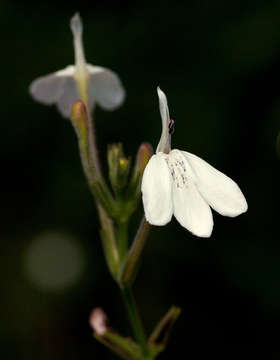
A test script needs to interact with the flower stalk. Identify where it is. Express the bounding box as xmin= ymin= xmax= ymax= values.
xmin=70 ymin=99 xmax=158 ymax=357
xmin=117 ymin=221 xmax=129 ymax=262
xmin=120 ymin=217 xmax=151 ymax=287
xmin=121 ymin=287 xmax=150 ymax=358
xmin=71 ymin=101 xmax=116 ymax=215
